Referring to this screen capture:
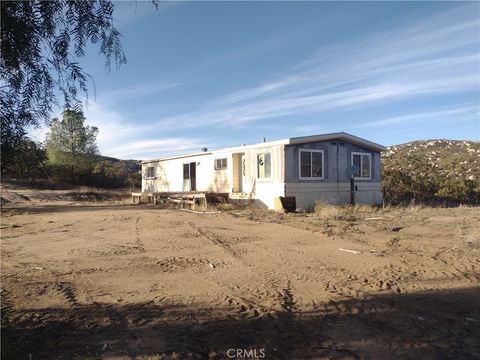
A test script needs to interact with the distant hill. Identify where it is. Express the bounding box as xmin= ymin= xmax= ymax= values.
xmin=96 ymin=155 xmax=141 ymax=172
xmin=381 ymin=140 xmax=480 ymax=204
